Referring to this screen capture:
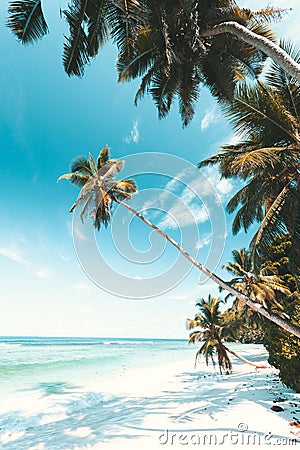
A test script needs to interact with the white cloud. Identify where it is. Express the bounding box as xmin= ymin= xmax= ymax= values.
xmin=124 ymin=120 xmax=140 ymax=144
xmin=201 ymin=107 xmax=220 ymax=130
xmin=80 ymin=304 xmax=94 ymax=314
xmin=73 ymin=226 xmax=89 ymax=241
xmin=195 ymin=234 xmax=212 ymax=250
xmin=59 ymin=253 xmax=70 ymax=262
xmin=35 ymin=268 xmax=52 ymax=279
xmin=216 ymin=179 xmax=233 ymax=196
xmin=158 ymin=201 xmax=209 ymax=230
xmin=72 ymin=281 xmax=91 ymax=291
xmin=0 ymin=247 xmax=30 ymax=266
